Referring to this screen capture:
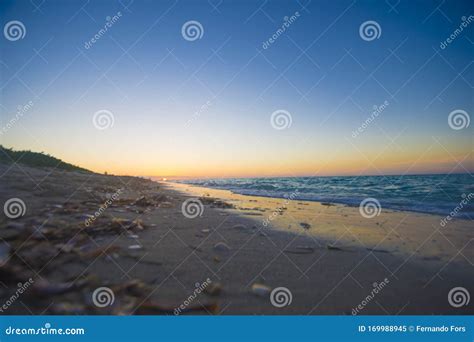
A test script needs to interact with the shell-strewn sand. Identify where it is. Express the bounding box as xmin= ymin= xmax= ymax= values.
xmin=0 ymin=164 xmax=472 ymax=315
